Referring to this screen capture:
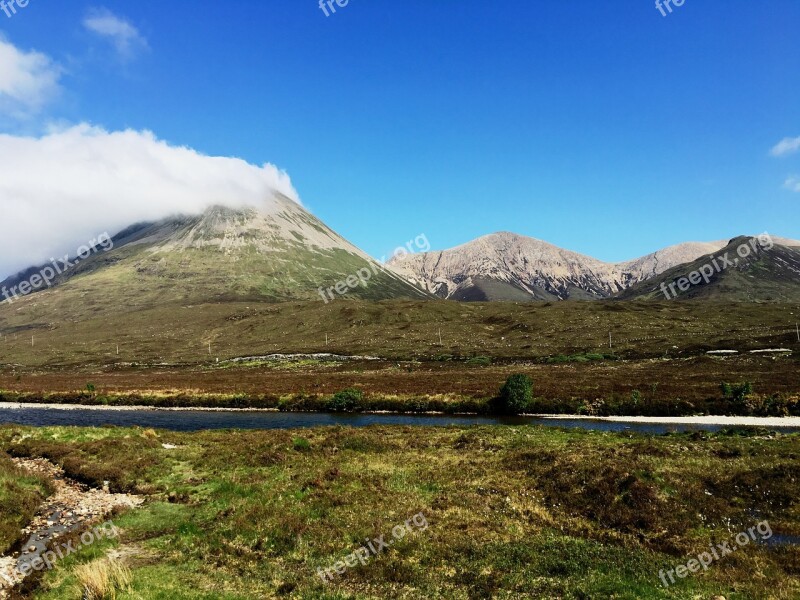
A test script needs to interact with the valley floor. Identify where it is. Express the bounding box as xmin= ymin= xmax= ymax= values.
xmin=1 ymin=354 xmax=798 ymax=417
xmin=0 ymin=424 xmax=798 ymax=599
